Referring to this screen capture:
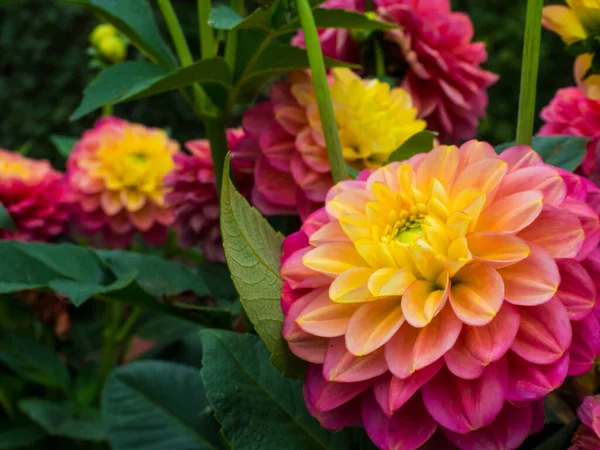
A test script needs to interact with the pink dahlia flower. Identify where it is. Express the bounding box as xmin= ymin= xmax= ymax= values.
xmin=375 ymin=0 xmax=498 ymax=143
xmin=0 ymin=149 xmax=69 ymax=241
xmin=539 ymin=86 xmax=600 ymax=177
xmin=571 ymin=395 xmax=600 ymax=449
xmin=281 ymin=141 xmax=600 ymax=449
xmin=292 ymin=0 xmax=364 ymax=62
xmin=165 ymin=128 xmax=253 ymax=262
xmin=241 ymin=69 xmax=425 ymax=219
xmin=66 ymin=117 xmax=179 ymax=248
